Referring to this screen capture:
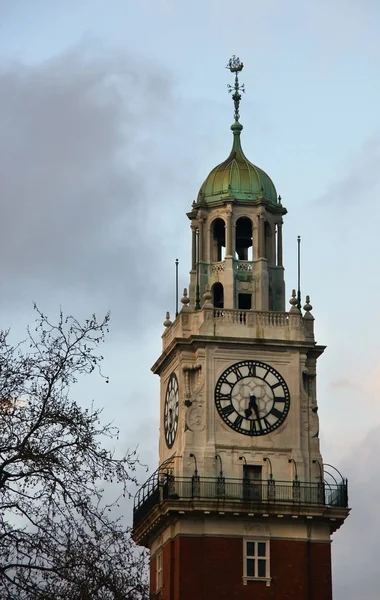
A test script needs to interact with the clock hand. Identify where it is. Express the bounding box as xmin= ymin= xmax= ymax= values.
xmin=245 ymin=394 xmax=257 ymax=418
xmin=250 ymin=394 xmax=261 ymax=421
xmin=168 ymin=408 xmax=173 ymax=430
